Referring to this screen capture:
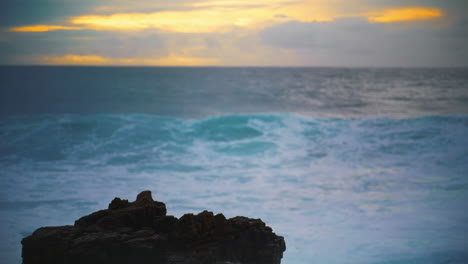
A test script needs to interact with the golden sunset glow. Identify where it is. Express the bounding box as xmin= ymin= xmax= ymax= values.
xmin=192 ymin=0 xmax=265 ymax=7
xmin=368 ymin=7 xmax=443 ymax=23
xmin=9 ymin=25 xmax=82 ymax=32
xmin=71 ymin=12 xmax=234 ymax=33
xmin=70 ymin=9 xmax=288 ymax=33
xmin=36 ymin=54 xmax=219 ymax=66
xmin=3 ymin=0 xmax=460 ymax=67
xmin=13 ymin=4 xmax=444 ymax=35
xmin=67 ymin=0 xmax=346 ymax=33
